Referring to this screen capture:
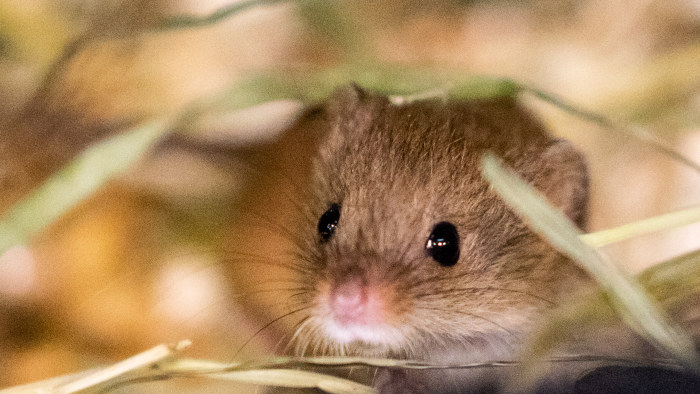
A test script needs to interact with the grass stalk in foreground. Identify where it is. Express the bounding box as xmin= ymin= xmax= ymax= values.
xmin=580 ymin=204 xmax=700 ymax=248
xmin=0 ymin=344 xmax=376 ymax=394
xmin=481 ymin=152 xmax=700 ymax=372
